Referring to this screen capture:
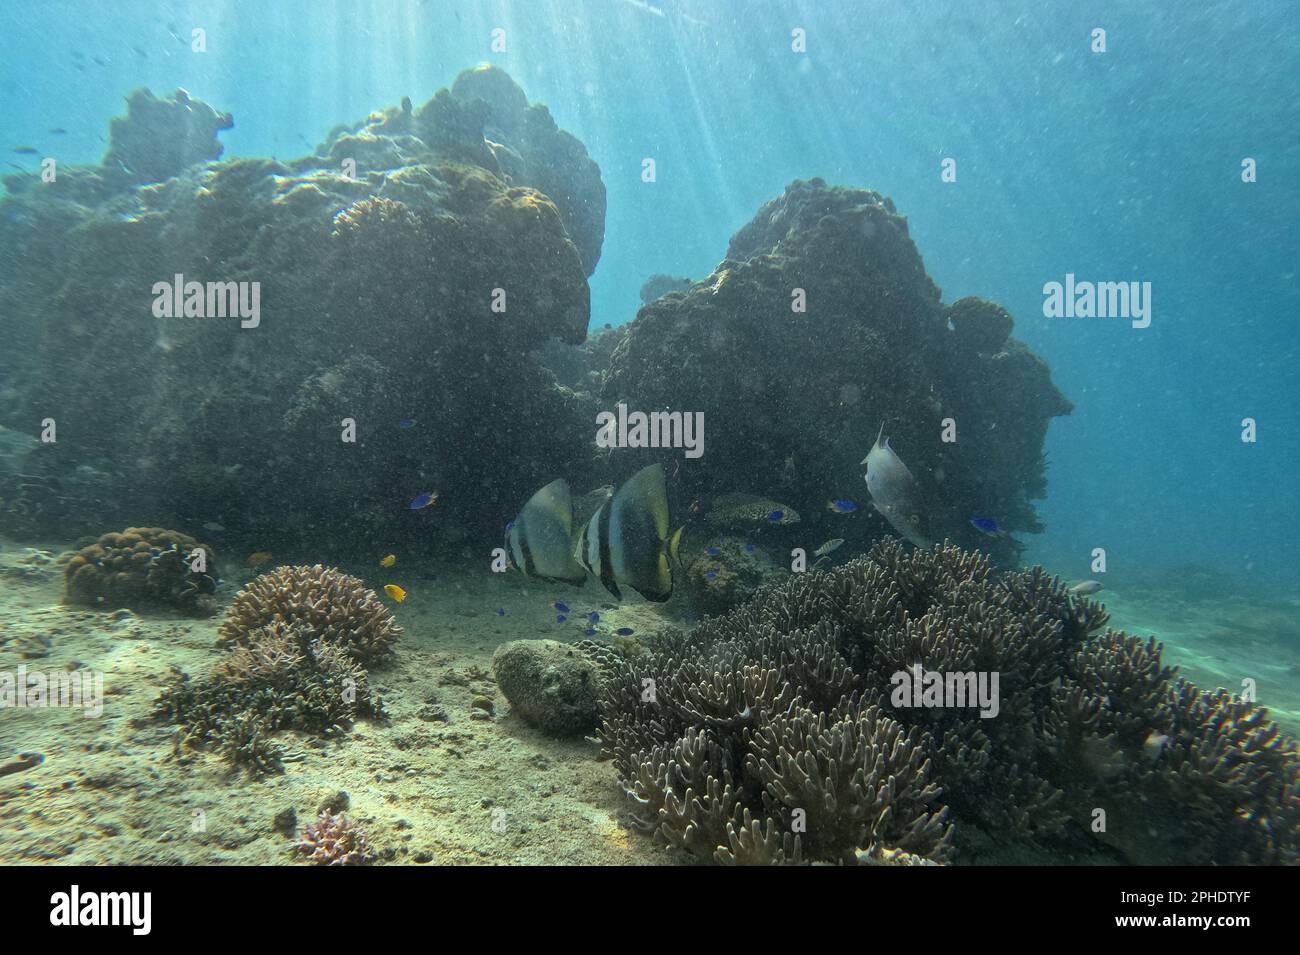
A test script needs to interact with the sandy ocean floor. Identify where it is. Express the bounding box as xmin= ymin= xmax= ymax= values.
xmin=0 ymin=535 xmax=678 ymax=866
xmin=4 ymin=534 xmax=1297 ymax=866
xmin=1103 ymin=586 xmax=1300 ymax=736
